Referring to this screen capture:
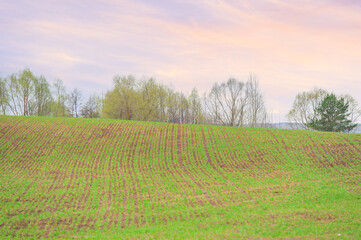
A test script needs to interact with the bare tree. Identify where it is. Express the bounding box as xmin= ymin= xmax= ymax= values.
xmin=204 ymin=89 xmax=219 ymax=125
xmin=81 ymin=94 xmax=102 ymax=118
xmin=341 ymin=94 xmax=361 ymax=129
xmin=205 ymin=78 xmax=247 ymax=126
xmin=0 ymin=77 xmax=8 ymax=115
xmin=69 ymin=88 xmax=82 ymax=117
xmin=188 ymin=88 xmax=203 ymax=124
xmin=245 ymin=74 xmax=267 ymax=127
